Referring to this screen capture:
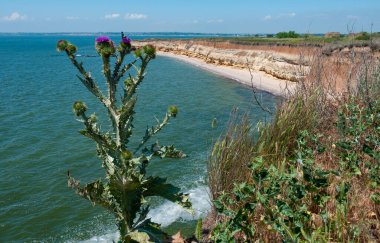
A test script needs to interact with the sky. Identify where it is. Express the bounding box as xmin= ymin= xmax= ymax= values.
xmin=0 ymin=0 xmax=380 ymax=34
